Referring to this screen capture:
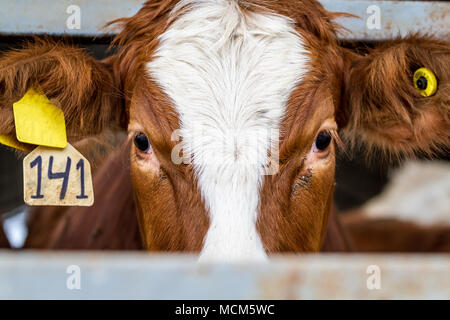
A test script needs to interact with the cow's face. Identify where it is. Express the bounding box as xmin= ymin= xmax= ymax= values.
xmin=1 ymin=0 xmax=449 ymax=261
xmin=126 ymin=0 xmax=340 ymax=261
